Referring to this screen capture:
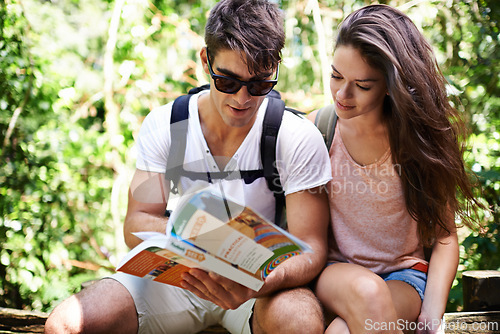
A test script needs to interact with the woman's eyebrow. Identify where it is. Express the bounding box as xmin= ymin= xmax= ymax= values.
xmin=331 ymin=65 xmax=378 ymax=83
